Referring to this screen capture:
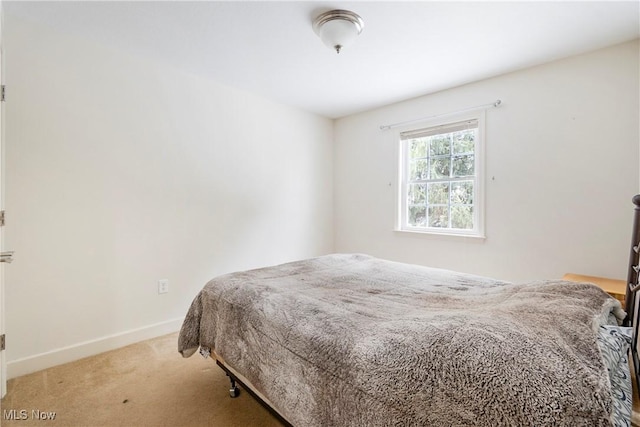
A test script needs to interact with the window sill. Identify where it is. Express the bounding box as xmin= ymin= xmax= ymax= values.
xmin=394 ymin=228 xmax=486 ymax=242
